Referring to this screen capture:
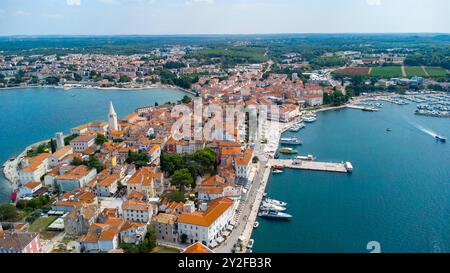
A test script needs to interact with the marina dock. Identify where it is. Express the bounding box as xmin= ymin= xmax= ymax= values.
xmin=269 ymin=159 xmax=351 ymax=173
